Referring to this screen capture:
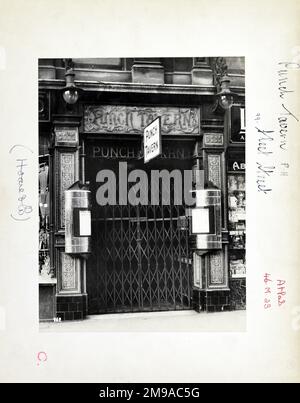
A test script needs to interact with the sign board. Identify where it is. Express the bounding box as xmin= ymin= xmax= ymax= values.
xmin=228 ymin=153 xmax=246 ymax=172
xmin=84 ymin=105 xmax=200 ymax=135
xmin=144 ymin=117 xmax=161 ymax=163
xmin=230 ymin=105 xmax=246 ymax=143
